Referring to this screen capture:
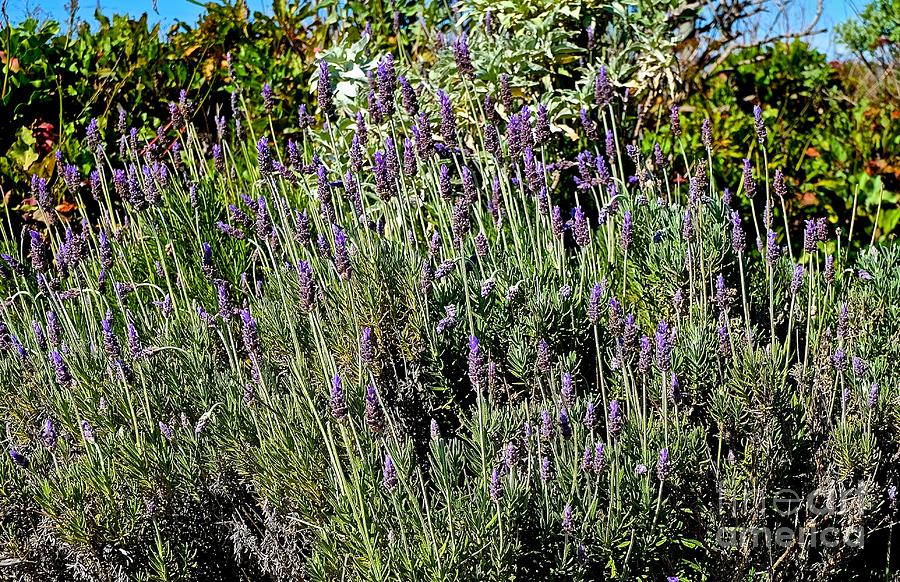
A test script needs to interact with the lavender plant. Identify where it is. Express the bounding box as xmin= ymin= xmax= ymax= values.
xmin=0 ymin=21 xmax=898 ymax=582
